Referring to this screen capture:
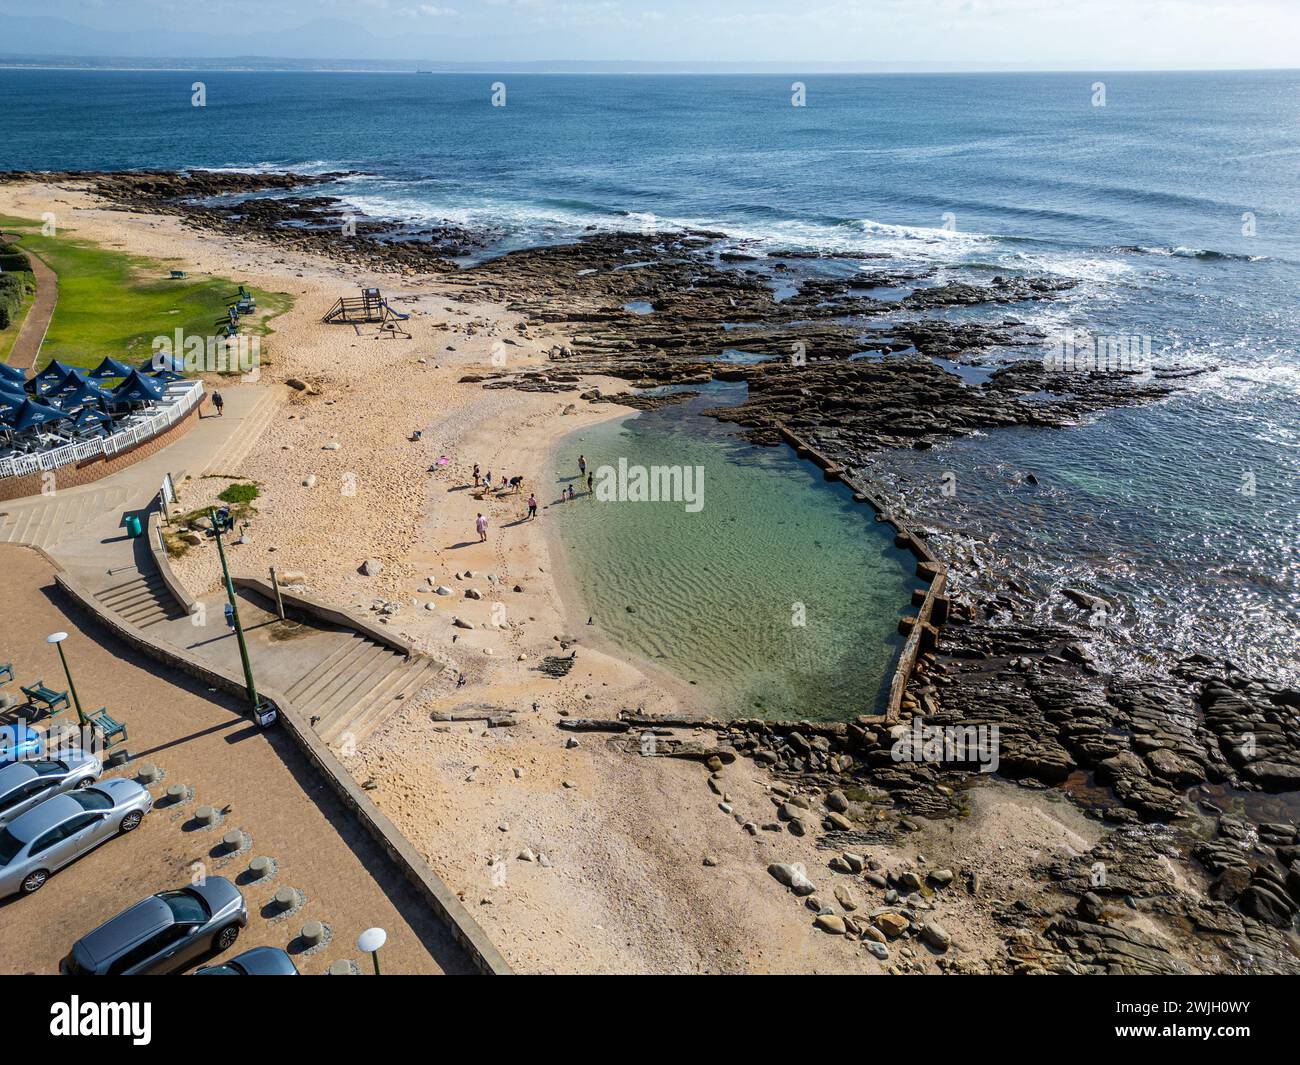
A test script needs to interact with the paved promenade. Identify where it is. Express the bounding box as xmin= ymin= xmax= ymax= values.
xmin=0 ymin=383 xmax=476 ymax=974
xmin=0 ymin=545 xmax=473 ymax=974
